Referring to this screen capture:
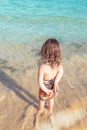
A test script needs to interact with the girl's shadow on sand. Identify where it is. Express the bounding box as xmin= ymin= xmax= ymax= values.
xmin=0 ymin=70 xmax=39 ymax=109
